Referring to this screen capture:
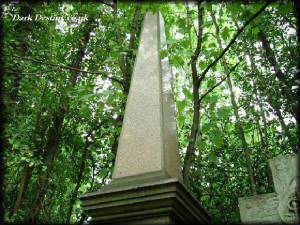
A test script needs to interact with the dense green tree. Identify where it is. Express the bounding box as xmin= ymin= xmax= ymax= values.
xmin=2 ymin=1 xmax=298 ymax=224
